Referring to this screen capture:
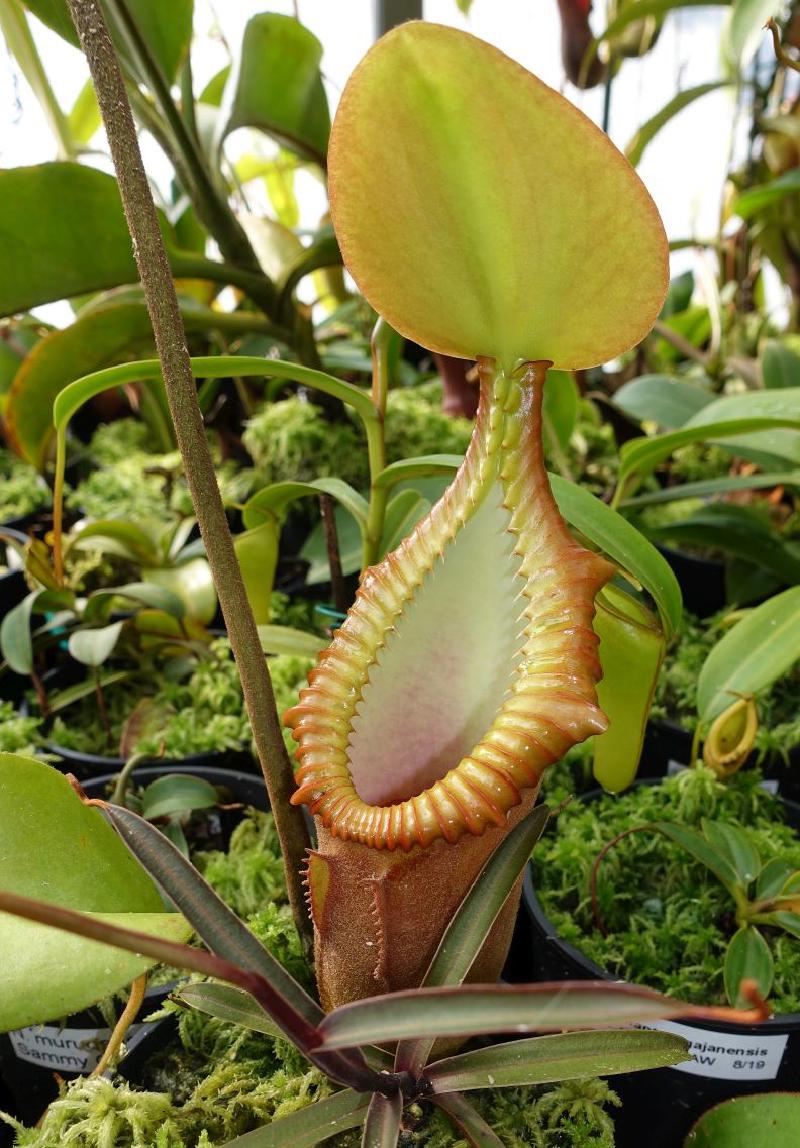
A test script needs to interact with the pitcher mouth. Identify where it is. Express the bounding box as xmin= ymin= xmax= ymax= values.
xmin=285 ymin=360 xmax=613 ymax=851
